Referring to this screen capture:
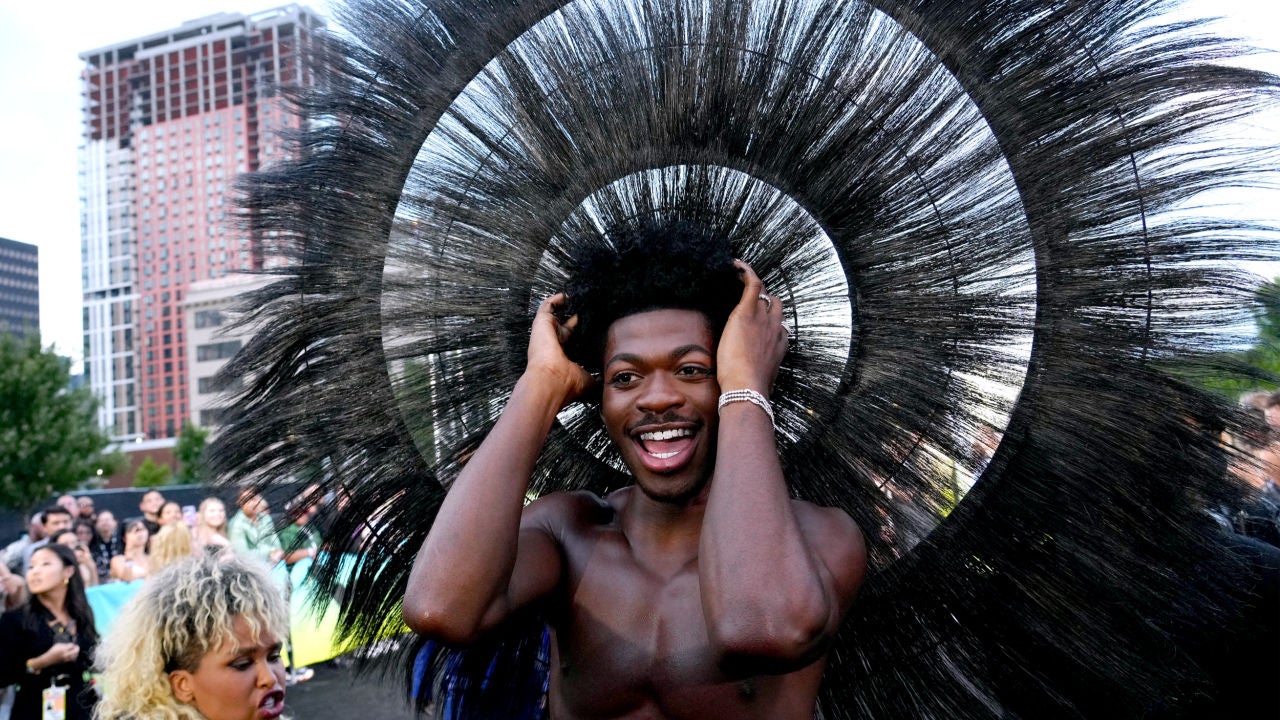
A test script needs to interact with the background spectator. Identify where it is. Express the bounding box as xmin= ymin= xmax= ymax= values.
xmin=1228 ymin=391 xmax=1280 ymax=546
xmin=280 ymin=511 xmax=319 ymax=569
xmin=158 ymin=501 xmax=183 ymax=528
xmin=109 ymin=520 xmax=151 ymax=583
xmin=72 ymin=521 xmax=93 ymax=549
xmin=0 ymin=563 xmax=25 ymax=612
xmin=0 ymin=544 xmax=98 ymax=720
xmin=137 ymin=490 xmax=165 ymax=536
xmin=228 ymin=489 xmax=283 ymax=566
xmin=51 ymin=531 xmax=98 ymax=588
xmin=55 ymin=495 xmax=77 ymax=518
xmin=149 ymin=523 xmax=195 ymax=574
xmin=22 ymin=507 xmax=71 ymax=573
xmin=89 ymin=510 xmax=120 ymax=581
xmin=278 ymin=491 xmax=321 ymax=684
xmin=75 ymin=497 xmax=95 ymax=523
xmin=2 ymin=513 xmax=43 ymax=574
xmin=194 ymin=498 xmax=232 ymax=554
